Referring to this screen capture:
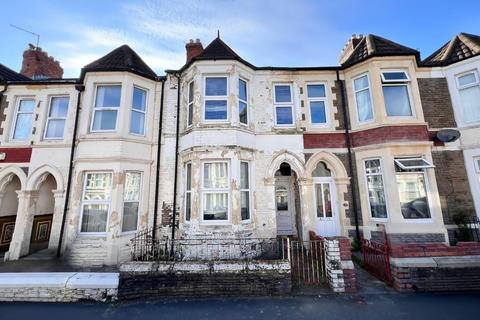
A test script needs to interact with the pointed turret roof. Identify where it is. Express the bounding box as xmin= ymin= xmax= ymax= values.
xmin=81 ymin=45 xmax=157 ymax=80
xmin=422 ymin=32 xmax=480 ymax=66
xmin=0 ymin=63 xmax=30 ymax=82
